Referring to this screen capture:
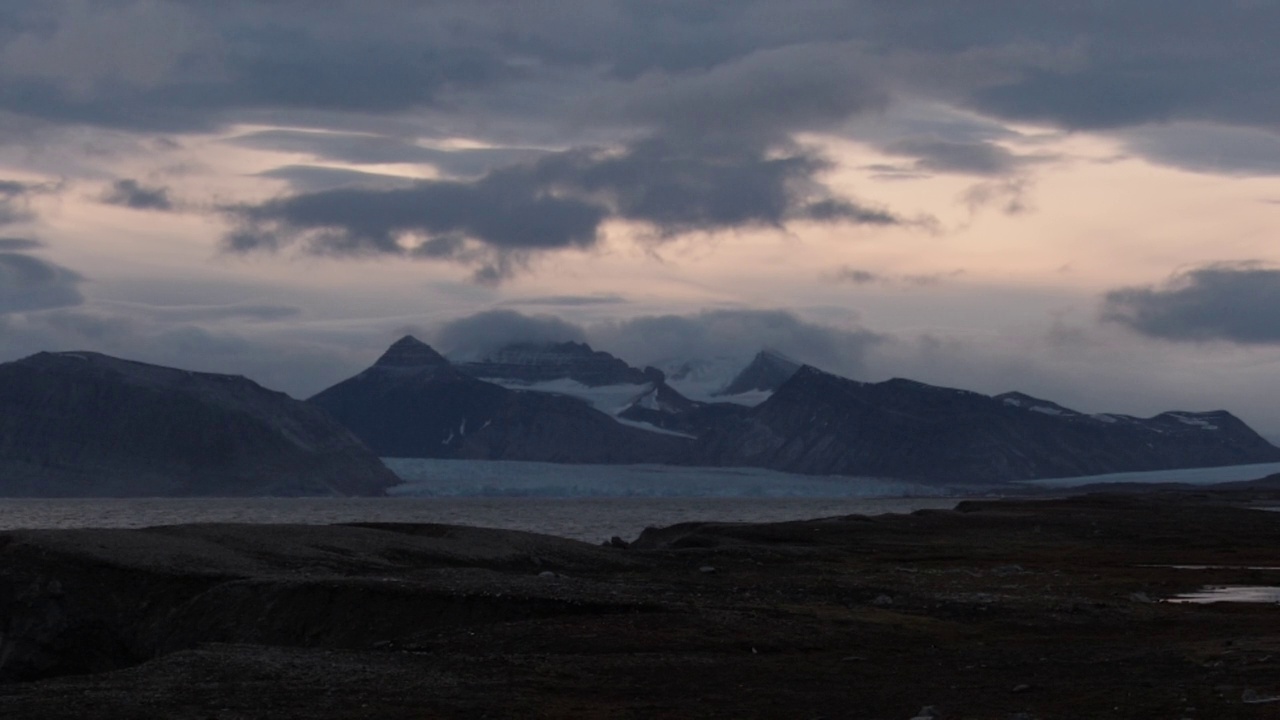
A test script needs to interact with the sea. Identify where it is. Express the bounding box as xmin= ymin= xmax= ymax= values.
xmin=0 ymin=459 xmax=964 ymax=543
xmin=4 ymin=458 xmax=1275 ymax=544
